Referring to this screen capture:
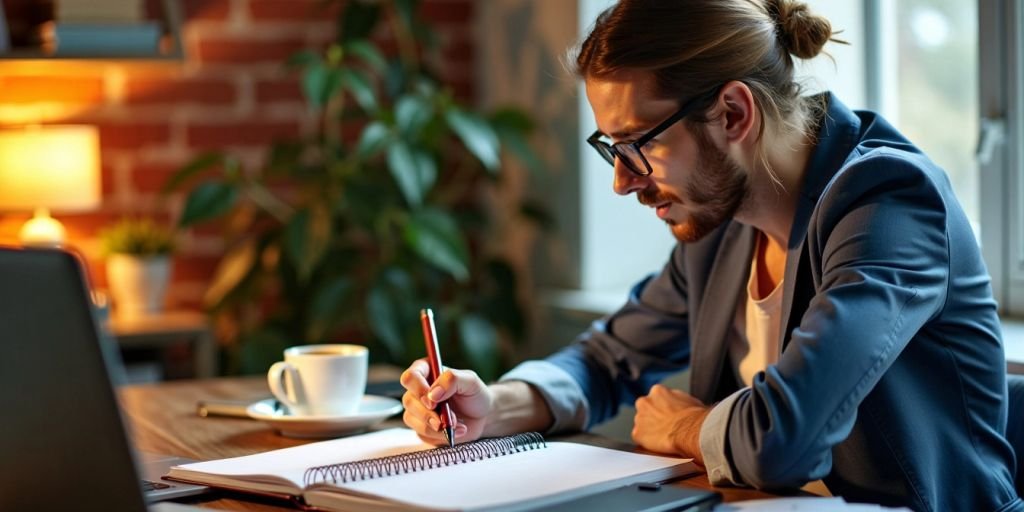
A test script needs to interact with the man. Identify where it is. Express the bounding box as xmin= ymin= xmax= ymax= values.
xmin=400 ymin=1 xmax=1022 ymax=510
